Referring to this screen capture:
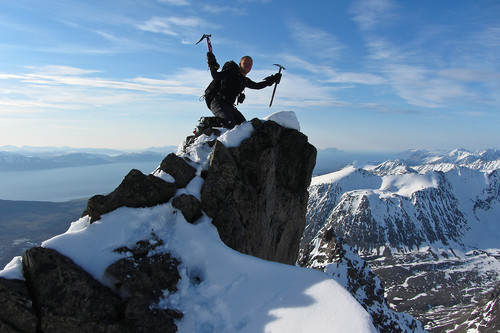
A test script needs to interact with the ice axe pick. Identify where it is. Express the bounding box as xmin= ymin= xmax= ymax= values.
xmin=269 ymin=64 xmax=285 ymax=108
xmin=196 ymin=34 xmax=213 ymax=53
